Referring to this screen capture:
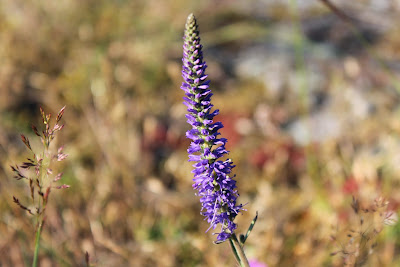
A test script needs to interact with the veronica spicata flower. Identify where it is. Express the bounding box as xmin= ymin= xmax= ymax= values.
xmin=181 ymin=13 xmax=243 ymax=243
